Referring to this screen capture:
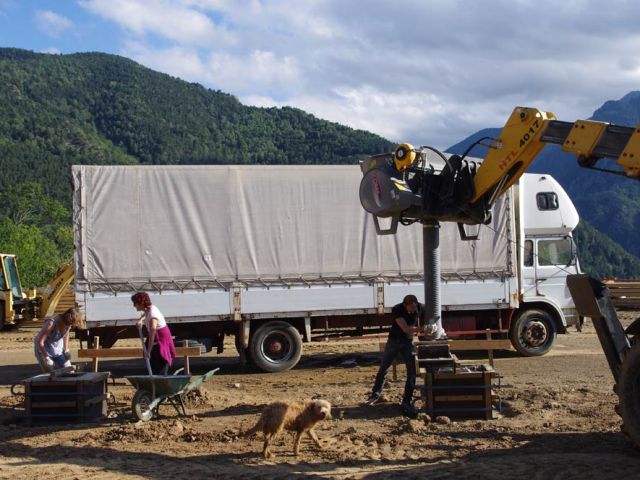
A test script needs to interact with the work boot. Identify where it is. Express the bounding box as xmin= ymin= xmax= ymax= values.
xmin=363 ymin=393 xmax=381 ymax=406
xmin=401 ymin=402 xmax=420 ymax=419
